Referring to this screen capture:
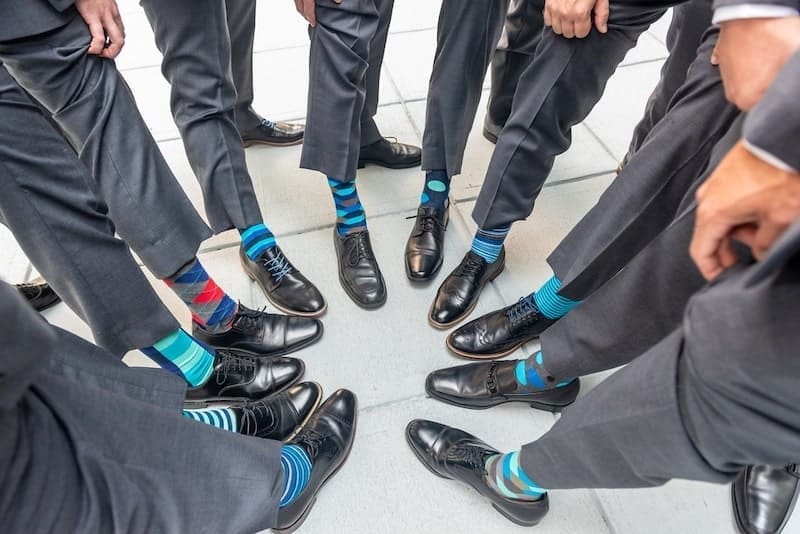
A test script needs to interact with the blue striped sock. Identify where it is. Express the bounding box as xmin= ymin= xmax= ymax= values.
xmin=471 ymin=226 xmax=510 ymax=263
xmin=420 ymin=170 xmax=450 ymax=209
xmin=141 ymin=328 xmax=215 ymax=387
xmin=329 ymin=177 xmax=367 ymax=236
xmin=182 ymin=407 xmax=238 ymax=432
xmin=485 ymin=451 xmax=545 ymax=501
xmin=280 ymin=444 xmax=313 ymax=507
xmin=532 ymin=276 xmax=580 ymax=320
xmin=514 ymin=352 xmax=575 ymax=391
xmin=240 ymin=223 xmax=277 ymax=260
